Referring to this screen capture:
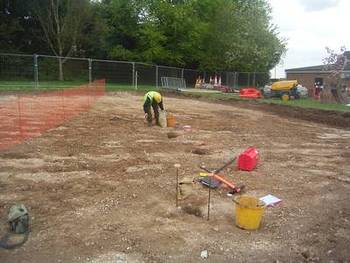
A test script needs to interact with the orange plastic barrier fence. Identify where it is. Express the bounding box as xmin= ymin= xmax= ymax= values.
xmin=0 ymin=79 xmax=105 ymax=151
